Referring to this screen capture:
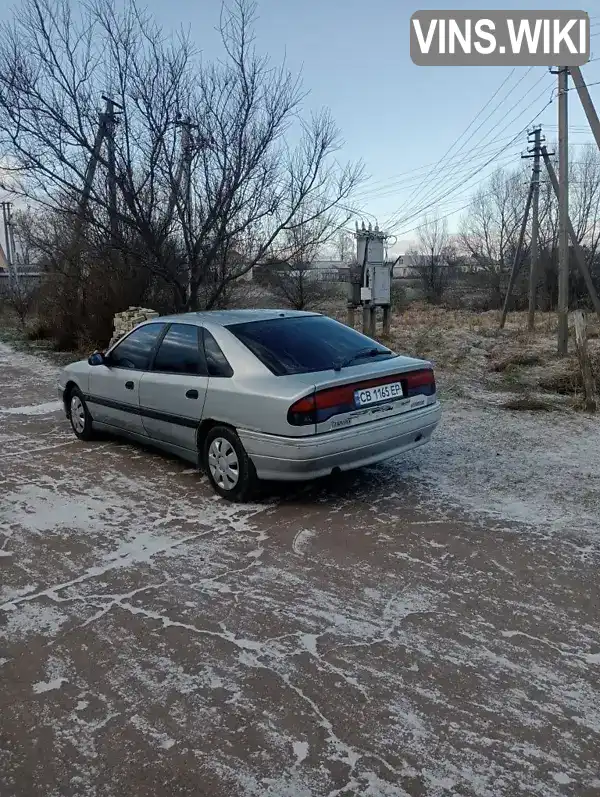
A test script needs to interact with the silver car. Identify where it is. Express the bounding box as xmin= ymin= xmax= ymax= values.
xmin=57 ymin=309 xmax=441 ymax=501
